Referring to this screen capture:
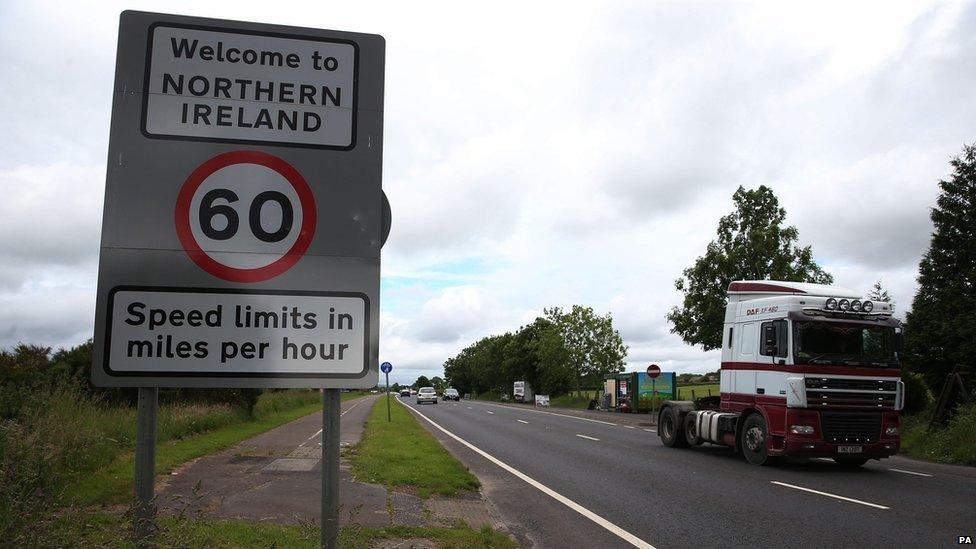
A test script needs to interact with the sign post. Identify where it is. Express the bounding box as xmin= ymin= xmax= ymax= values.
xmin=646 ymin=364 xmax=661 ymax=418
xmin=92 ymin=12 xmax=385 ymax=548
xmin=381 ymin=361 xmax=393 ymax=422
